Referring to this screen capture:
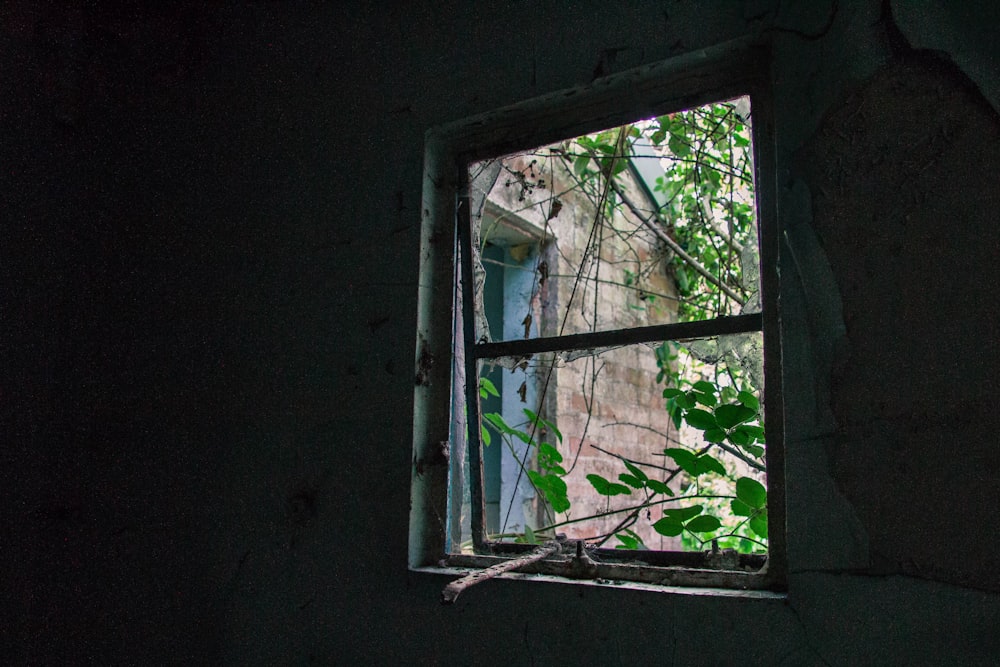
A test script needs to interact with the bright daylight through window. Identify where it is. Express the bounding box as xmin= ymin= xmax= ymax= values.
xmin=444 ymin=92 xmax=779 ymax=589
